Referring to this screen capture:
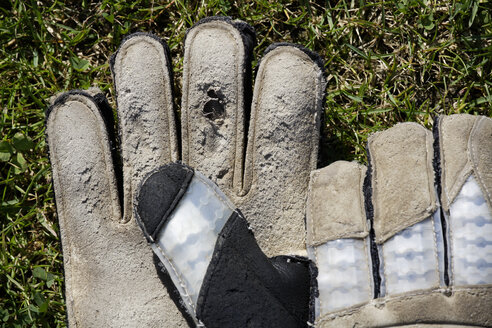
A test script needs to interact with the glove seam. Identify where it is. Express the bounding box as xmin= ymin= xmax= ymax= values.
xmin=154 ymin=242 xmax=197 ymax=315
xmin=470 ymin=117 xmax=491 ymax=208
xmin=430 ymin=210 xmax=442 ymax=289
xmin=316 ymin=285 xmax=492 ymax=324
xmin=447 ymin=206 xmax=456 ymax=286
